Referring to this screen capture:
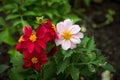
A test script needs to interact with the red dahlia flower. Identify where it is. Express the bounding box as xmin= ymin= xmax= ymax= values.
xmin=41 ymin=20 xmax=58 ymax=41
xmin=22 ymin=26 xmax=47 ymax=53
xmin=23 ymin=50 xmax=48 ymax=70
